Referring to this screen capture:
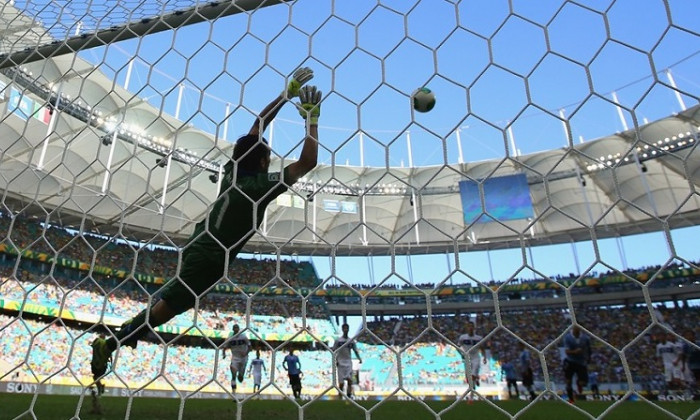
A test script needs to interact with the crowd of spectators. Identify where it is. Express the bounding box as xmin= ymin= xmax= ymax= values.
xmin=2 ymin=212 xmax=700 ymax=395
xmin=2 ymin=213 xmax=698 ymax=307
xmin=3 ymin=304 xmax=699 ymax=394
xmin=363 ymin=305 xmax=700 ymax=390
xmin=324 ymin=282 xmax=435 ymax=290
xmin=0 ymin=270 xmax=336 ymax=340
xmin=321 ymin=261 xmax=699 ymax=310
xmin=0 ymin=213 xmax=319 ymax=288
